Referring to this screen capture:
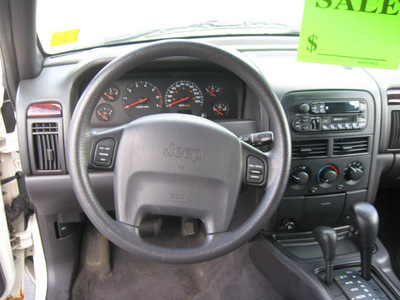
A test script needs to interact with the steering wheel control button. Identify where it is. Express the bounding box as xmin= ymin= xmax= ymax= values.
xmin=246 ymin=156 xmax=265 ymax=184
xmin=93 ymin=139 xmax=115 ymax=167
